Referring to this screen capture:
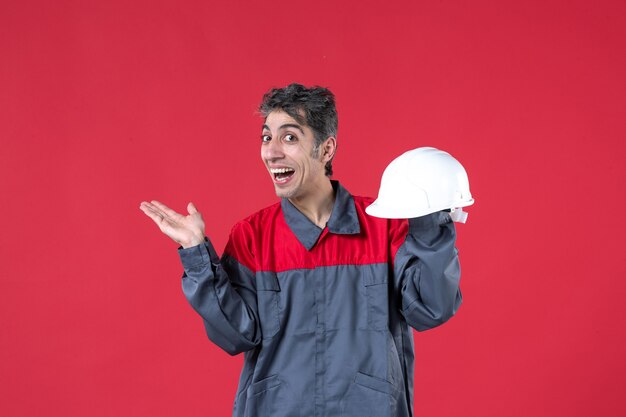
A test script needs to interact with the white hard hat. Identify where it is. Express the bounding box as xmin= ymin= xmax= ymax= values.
xmin=366 ymin=147 xmax=475 ymax=219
